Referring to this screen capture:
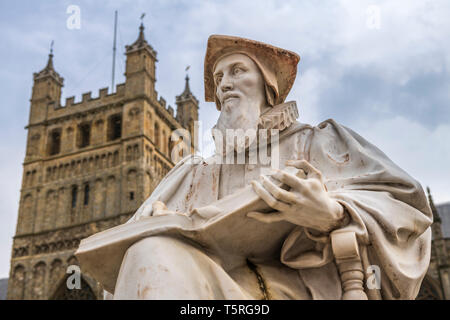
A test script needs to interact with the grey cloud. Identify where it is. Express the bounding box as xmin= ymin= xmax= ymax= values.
xmin=312 ymin=65 xmax=450 ymax=129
